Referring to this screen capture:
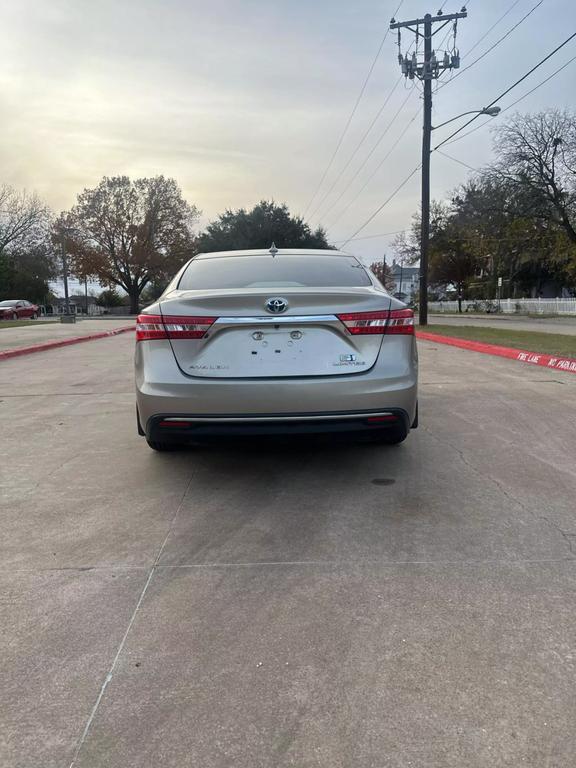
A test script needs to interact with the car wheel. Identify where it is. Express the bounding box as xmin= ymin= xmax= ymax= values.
xmin=146 ymin=439 xmax=183 ymax=452
xmin=12 ymin=313 xmax=18 ymax=320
